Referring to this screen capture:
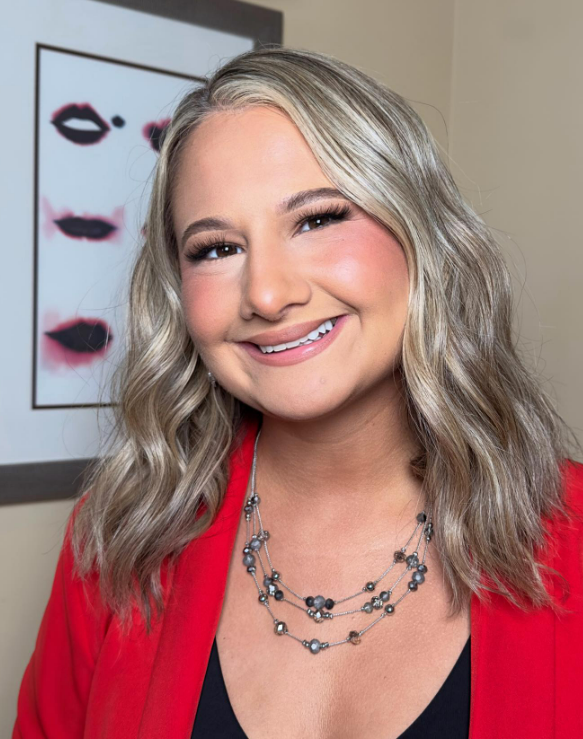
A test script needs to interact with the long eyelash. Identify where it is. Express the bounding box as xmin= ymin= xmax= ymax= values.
xmin=185 ymin=202 xmax=351 ymax=263
xmin=292 ymin=202 xmax=351 ymax=229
